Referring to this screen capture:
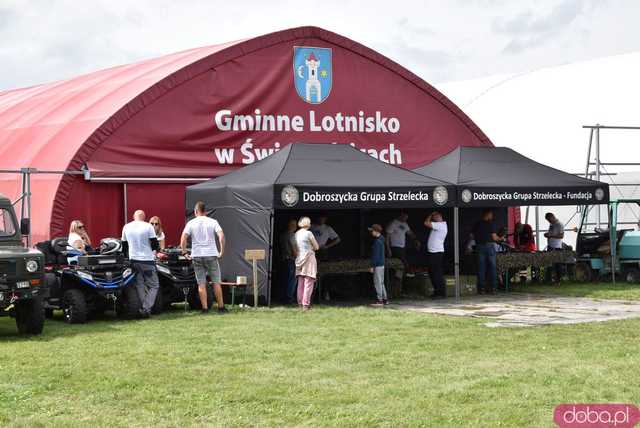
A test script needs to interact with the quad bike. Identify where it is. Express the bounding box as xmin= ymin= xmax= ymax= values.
xmin=37 ymin=238 xmax=139 ymax=323
xmin=154 ymin=247 xmax=213 ymax=313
